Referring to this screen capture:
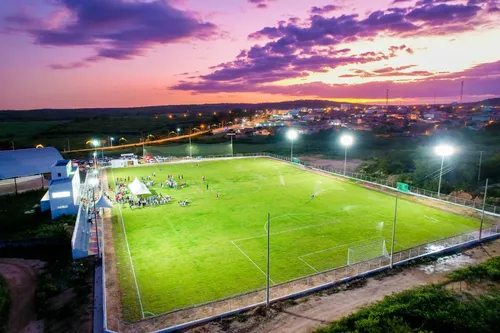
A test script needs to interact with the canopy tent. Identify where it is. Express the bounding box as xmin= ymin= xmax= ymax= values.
xmin=128 ymin=177 xmax=151 ymax=196
xmin=95 ymin=194 xmax=114 ymax=209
